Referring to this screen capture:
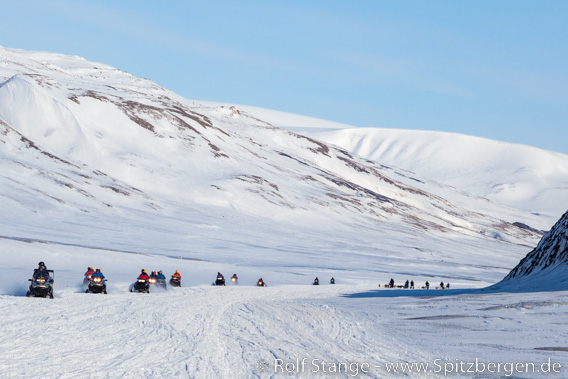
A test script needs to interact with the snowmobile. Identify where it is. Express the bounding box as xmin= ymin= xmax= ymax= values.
xmin=156 ymin=277 xmax=167 ymax=290
xmin=26 ymin=270 xmax=54 ymax=299
xmin=83 ymin=267 xmax=95 ymax=285
xmin=256 ymin=279 xmax=267 ymax=287
xmin=169 ymin=276 xmax=181 ymax=287
xmin=86 ymin=276 xmax=107 ymax=294
xmin=214 ymin=277 xmax=226 ymax=286
xmin=330 ymin=277 xmax=335 ymax=284
xmin=231 ymin=274 xmax=238 ymax=285
xmin=130 ymin=278 xmax=150 ymax=293
xmin=313 ymin=278 xmax=320 ymax=285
